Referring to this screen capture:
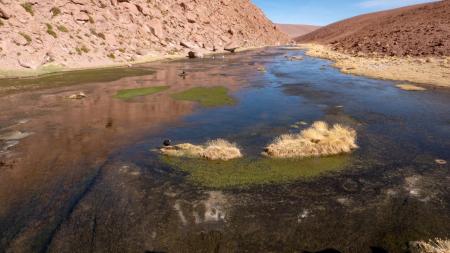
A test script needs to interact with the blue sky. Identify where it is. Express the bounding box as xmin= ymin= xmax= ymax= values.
xmin=252 ymin=0 xmax=438 ymax=26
